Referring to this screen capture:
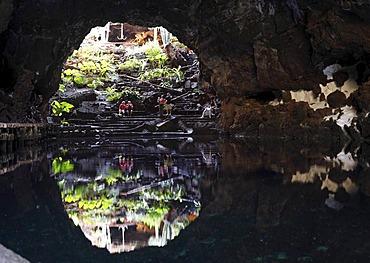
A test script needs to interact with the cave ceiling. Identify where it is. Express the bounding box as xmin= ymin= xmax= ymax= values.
xmin=0 ymin=0 xmax=370 ymax=134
